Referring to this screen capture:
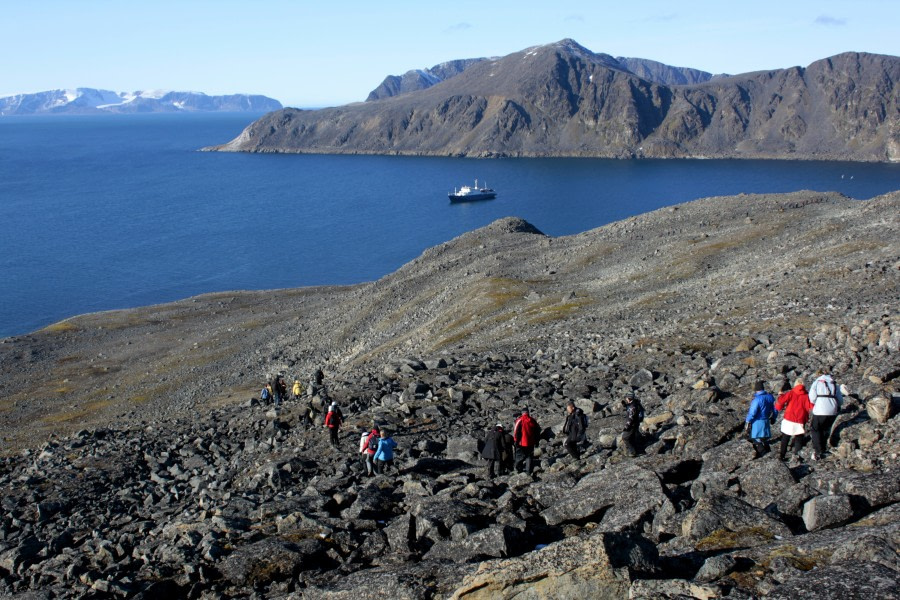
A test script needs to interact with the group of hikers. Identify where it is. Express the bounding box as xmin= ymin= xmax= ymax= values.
xmin=744 ymin=368 xmax=843 ymax=461
xmin=260 ymin=365 xmax=842 ymax=479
